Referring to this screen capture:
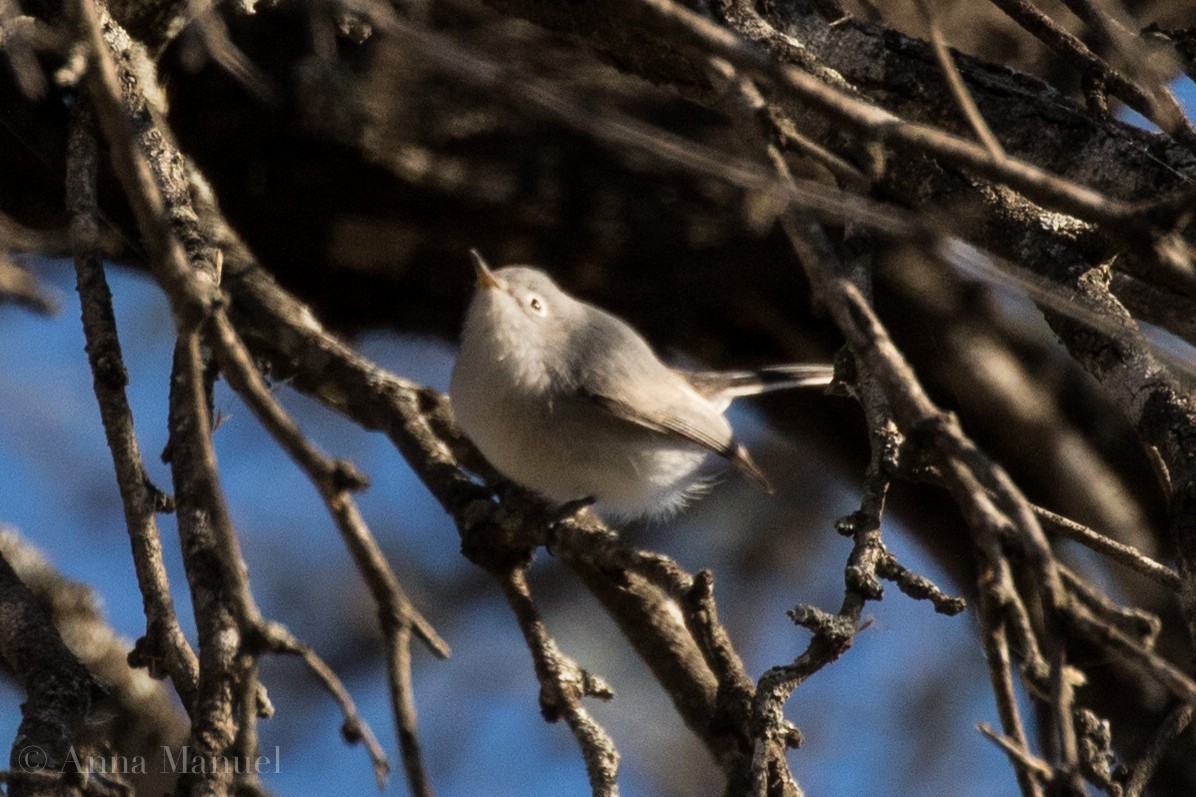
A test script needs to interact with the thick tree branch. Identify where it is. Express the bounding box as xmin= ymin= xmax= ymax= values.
xmin=0 ymin=546 xmax=101 ymax=797
xmin=0 ymin=529 xmax=188 ymax=797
